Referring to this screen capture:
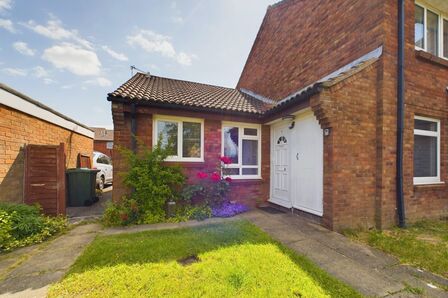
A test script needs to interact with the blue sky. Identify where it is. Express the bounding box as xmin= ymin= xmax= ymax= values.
xmin=0 ymin=0 xmax=276 ymax=128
